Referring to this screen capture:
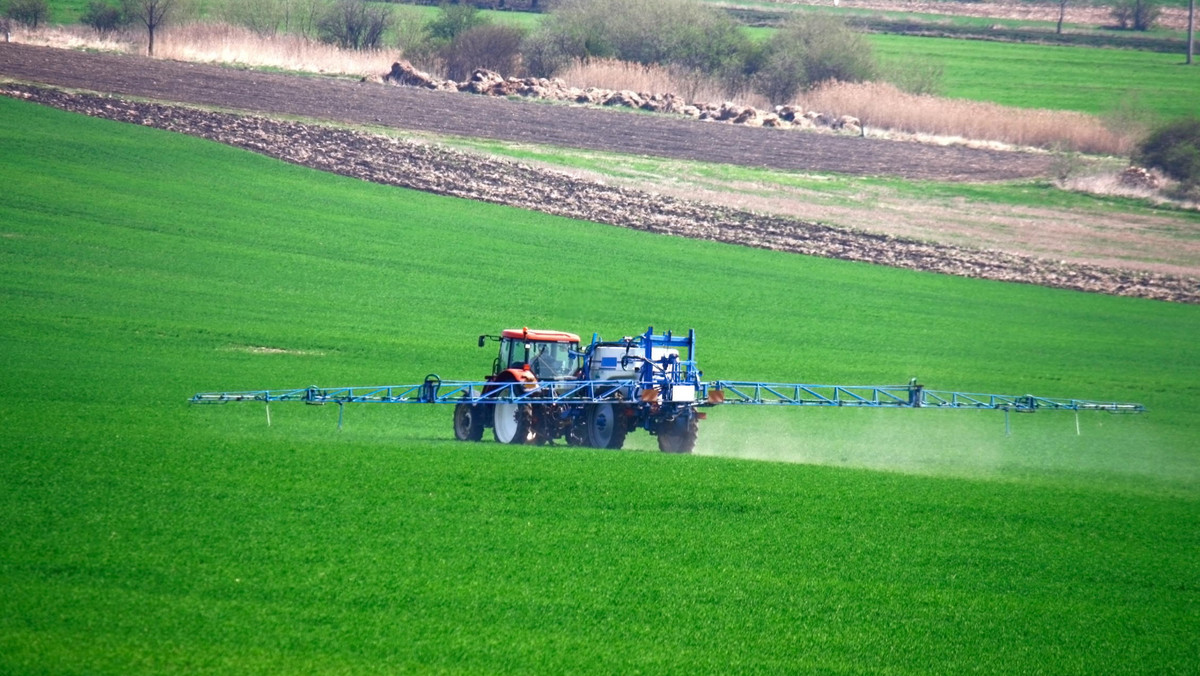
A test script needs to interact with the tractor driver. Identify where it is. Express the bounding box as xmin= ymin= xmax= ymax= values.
xmin=532 ymin=344 xmax=568 ymax=379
